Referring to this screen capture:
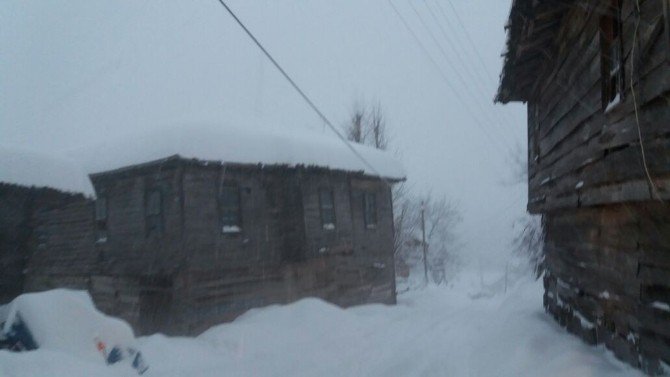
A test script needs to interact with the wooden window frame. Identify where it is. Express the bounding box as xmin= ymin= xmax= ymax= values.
xmin=145 ymin=189 xmax=164 ymax=236
xmin=220 ymin=184 xmax=242 ymax=233
xmin=318 ymin=188 xmax=336 ymax=230
xmin=600 ymin=0 xmax=625 ymax=112
xmin=363 ymin=192 xmax=377 ymax=229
